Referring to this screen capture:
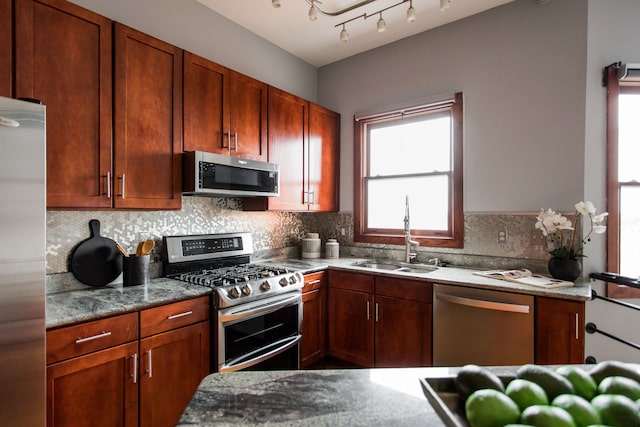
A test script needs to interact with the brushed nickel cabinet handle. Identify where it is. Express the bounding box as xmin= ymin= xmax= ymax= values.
xmin=575 ymin=313 xmax=579 ymax=340
xmin=167 ymin=310 xmax=193 ymax=320
xmin=146 ymin=349 xmax=153 ymax=378
xmin=132 ymin=353 xmax=137 ymax=383
xmin=375 ymin=303 xmax=379 ymax=322
xmin=105 ymin=171 xmax=111 ymax=199
xmin=366 ymin=301 xmax=370 ymax=320
xmin=75 ymin=331 xmax=112 ymax=344
xmin=305 ymin=279 xmax=321 ymax=286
